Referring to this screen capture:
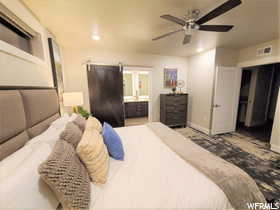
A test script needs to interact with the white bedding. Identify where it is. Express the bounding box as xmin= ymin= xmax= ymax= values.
xmin=0 ymin=115 xmax=71 ymax=209
xmin=0 ymin=116 xmax=234 ymax=210
xmin=90 ymin=125 xmax=233 ymax=210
